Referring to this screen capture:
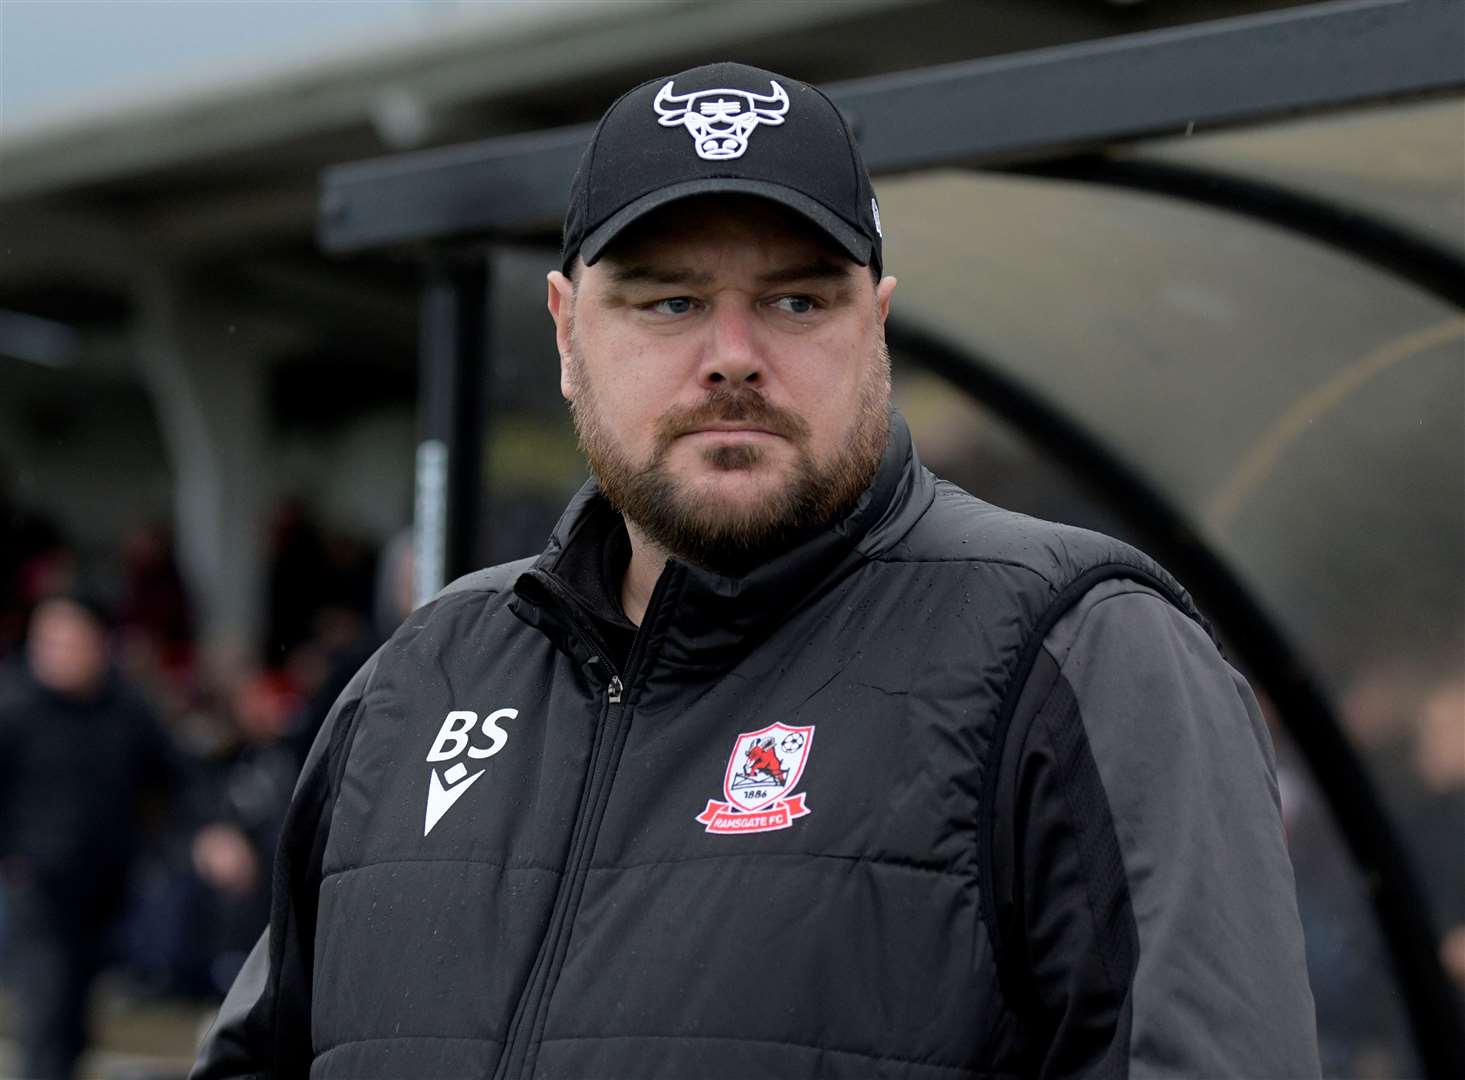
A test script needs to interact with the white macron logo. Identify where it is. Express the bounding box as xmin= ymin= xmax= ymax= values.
xmin=423 ymin=708 xmax=516 ymax=835
xmin=653 ymin=79 xmax=789 ymax=160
